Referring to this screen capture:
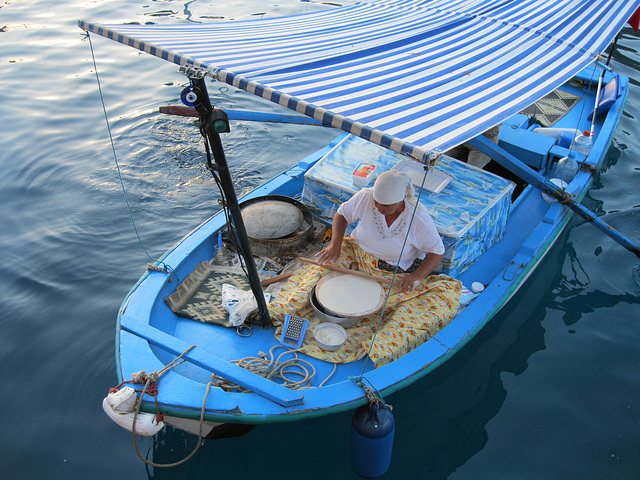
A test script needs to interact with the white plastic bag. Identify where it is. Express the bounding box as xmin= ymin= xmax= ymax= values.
xmin=221 ymin=284 xmax=271 ymax=327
